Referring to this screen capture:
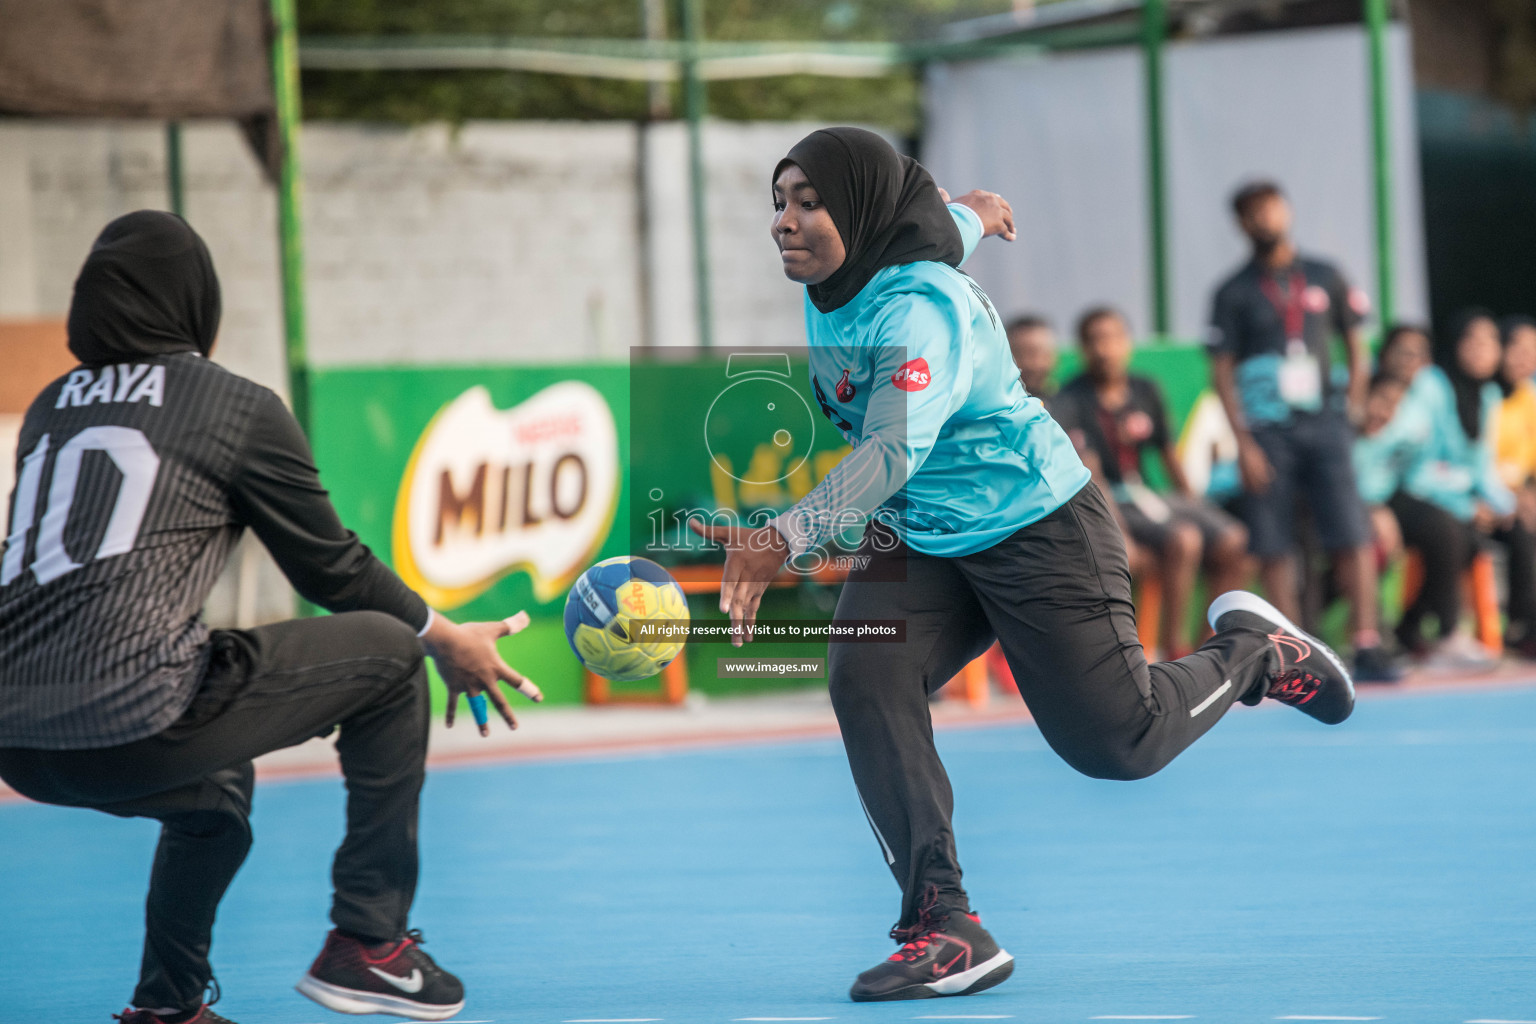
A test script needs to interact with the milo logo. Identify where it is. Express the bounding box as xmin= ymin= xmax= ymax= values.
xmin=392 ymin=383 xmax=619 ymax=608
